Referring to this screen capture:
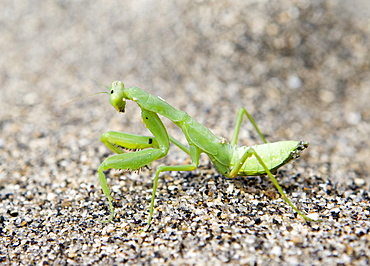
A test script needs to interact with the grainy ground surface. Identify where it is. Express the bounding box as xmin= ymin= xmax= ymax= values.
xmin=1 ymin=0 xmax=370 ymax=265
